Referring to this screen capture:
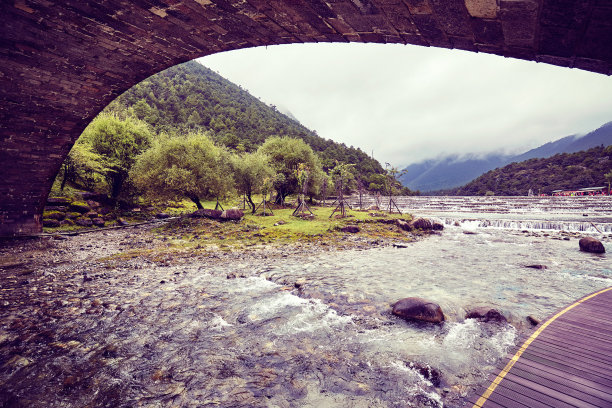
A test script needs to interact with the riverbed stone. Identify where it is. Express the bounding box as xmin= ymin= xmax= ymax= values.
xmin=191 ymin=209 xmax=223 ymax=220
xmin=432 ymin=222 xmax=444 ymax=231
xmin=465 ymin=307 xmax=507 ymax=323
xmin=579 ymin=237 xmax=605 ymax=253
xmin=341 ymin=225 xmax=360 ymax=233
xmin=392 ymin=297 xmax=445 ymax=323
xmin=75 ymin=217 xmax=93 ymax=227
xmin=524 ymin=264 xmax=547 ymax=269
xmin=43 ymin=219 xmax=60 ymax=228
xmin=69 ymin=202 xmax=90 ymax=214
xmin=92 ymin=218 xmax=106 ymax=227
xmin=221 ymin=209 xmax=244 ymax=221
xmin=409 ymin=218 xmax=433 ymax=230
xmin=46 ymin=197 xmax=71 ymax=206
xmin=396 ymin=220 xmax=412 ymax=231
